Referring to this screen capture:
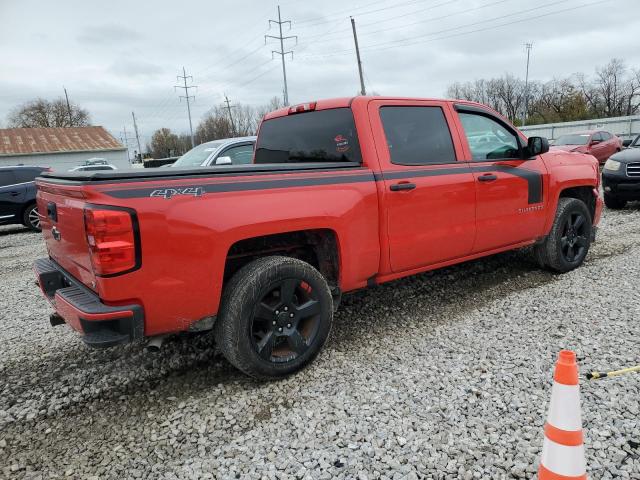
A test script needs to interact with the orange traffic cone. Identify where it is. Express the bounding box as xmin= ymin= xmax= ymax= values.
xmin=538 ymin=350 xmax=587 ymax=480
